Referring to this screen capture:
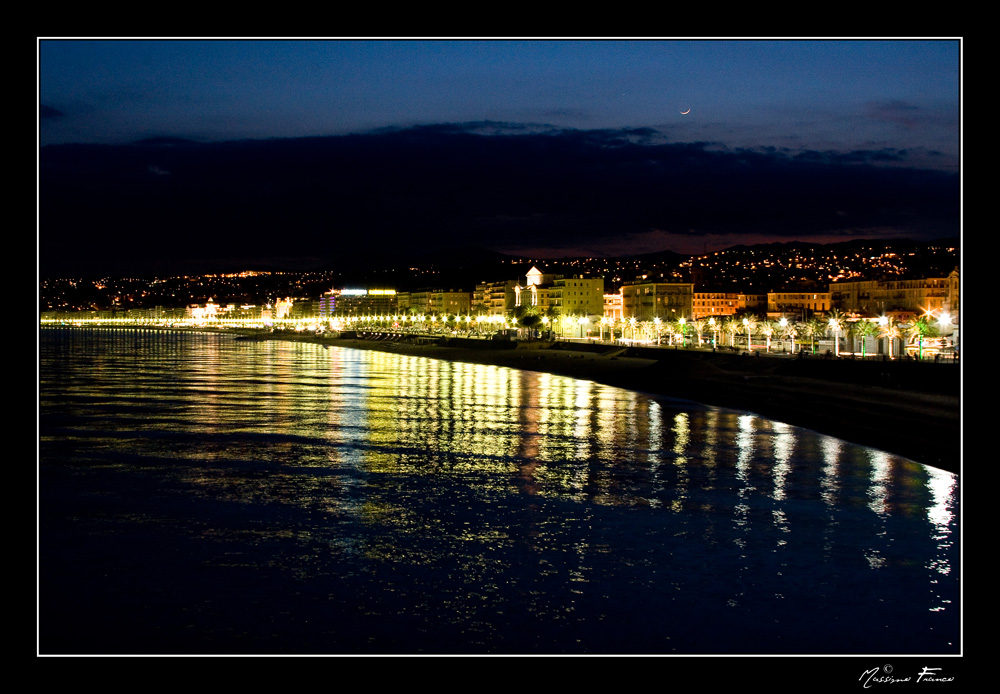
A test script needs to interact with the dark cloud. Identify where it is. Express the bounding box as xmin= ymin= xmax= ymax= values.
xmin=40 ymin=104 xmax=64 ymax=120
xmin=37 ymin=123 xmax=959 ymax=278
xmin=866 ymin=99 xmax=922 ymax=130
